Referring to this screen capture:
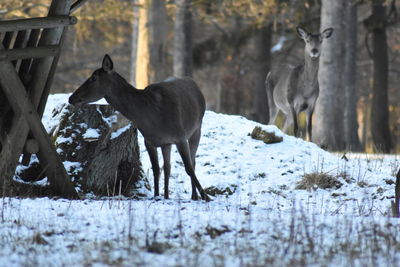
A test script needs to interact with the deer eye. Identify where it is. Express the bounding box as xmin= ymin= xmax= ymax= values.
xmin=90 ymin=76 xmax=97 ymax=82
